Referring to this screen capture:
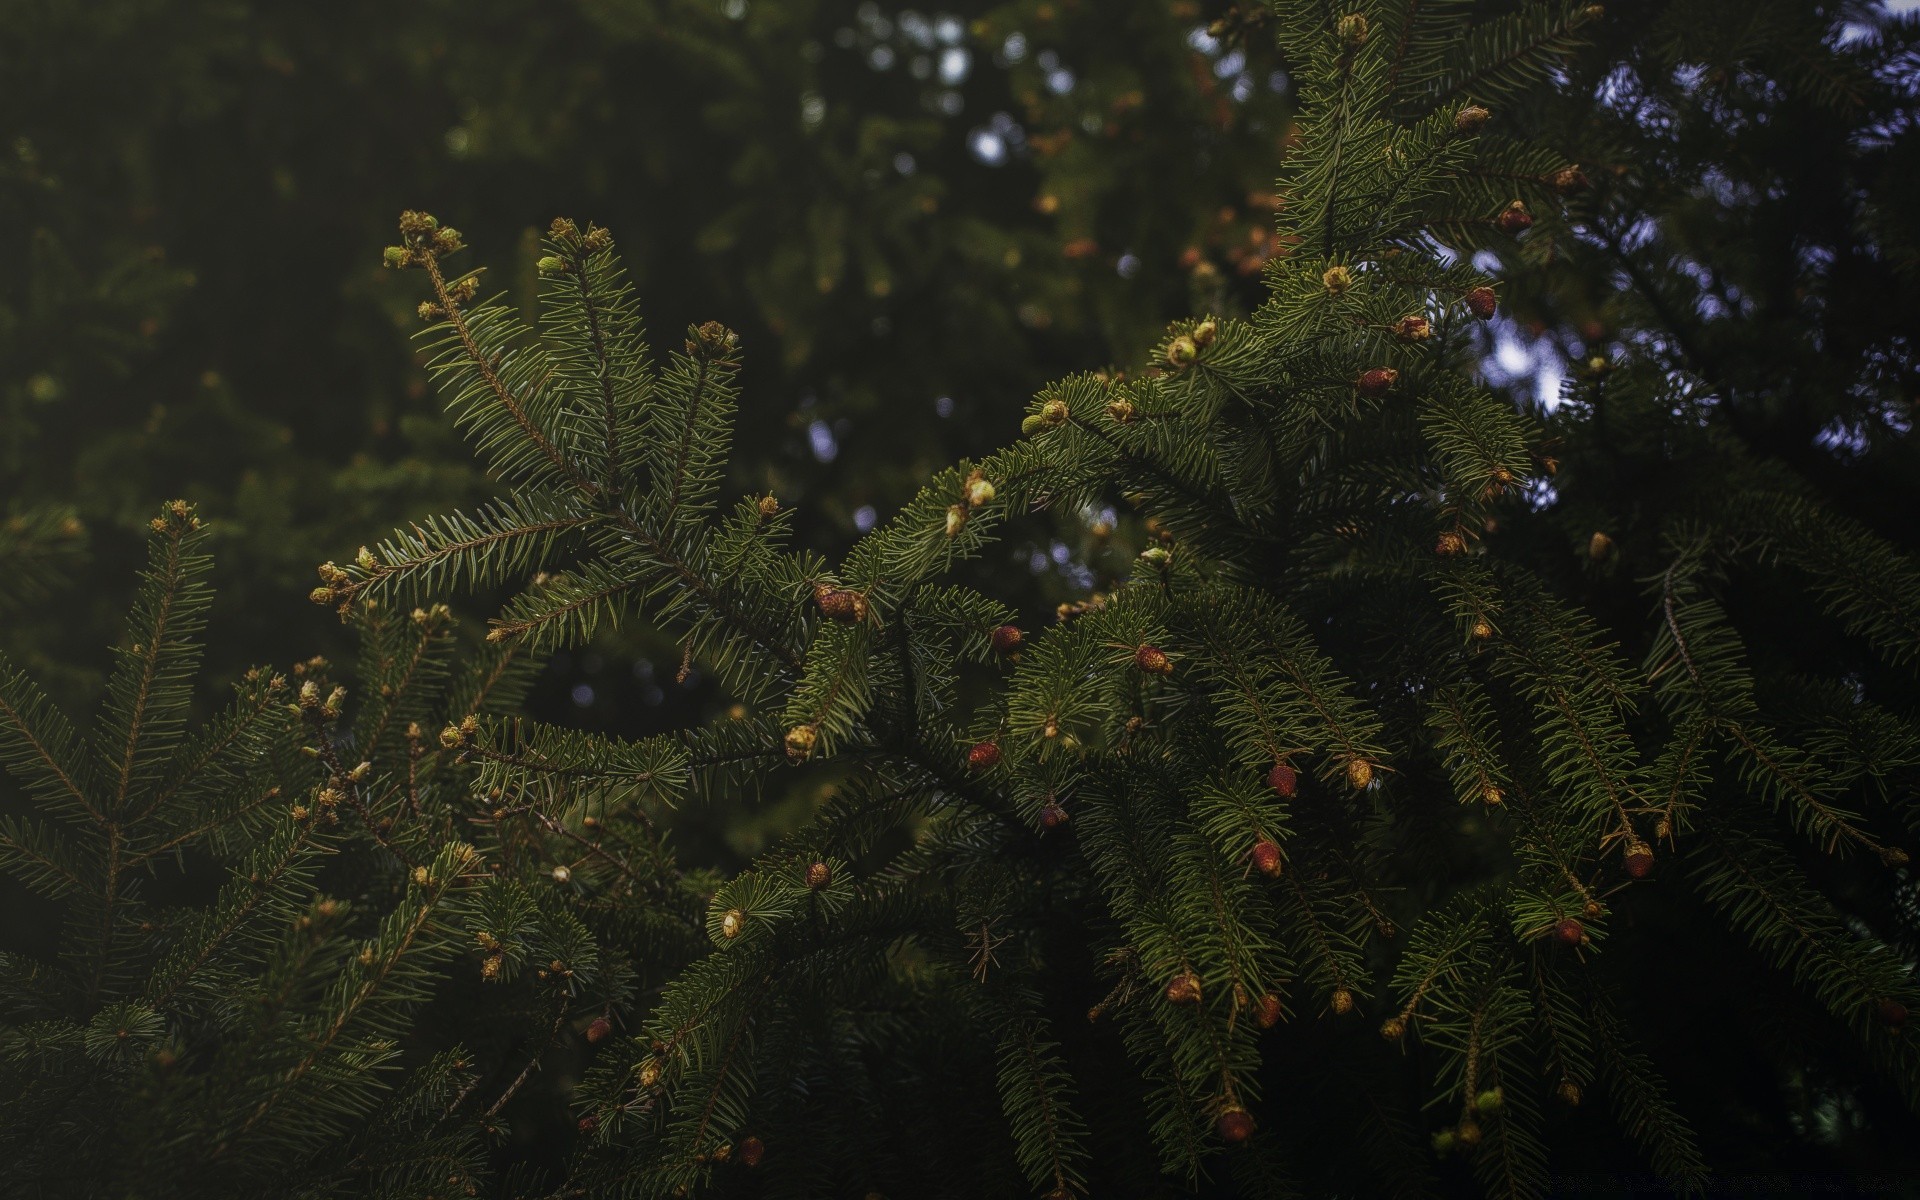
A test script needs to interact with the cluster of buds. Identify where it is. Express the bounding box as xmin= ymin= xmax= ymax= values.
xmin=1022 ymin=396 xmax=1070 ymax=436
xmin=947 ymin=469 xmax=999 ymax=538
xmin=385 ymin=210 xmax=465 ymax=268
xmin=310 ymin=560 xmax=359 ymax=613
xmin=439 ymin=714 xmax=481 ymax=752
xmin=149 ymin=499 xmax=202 ymax=536
xmin=688 ymin=319 xmax=740 ymax=358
